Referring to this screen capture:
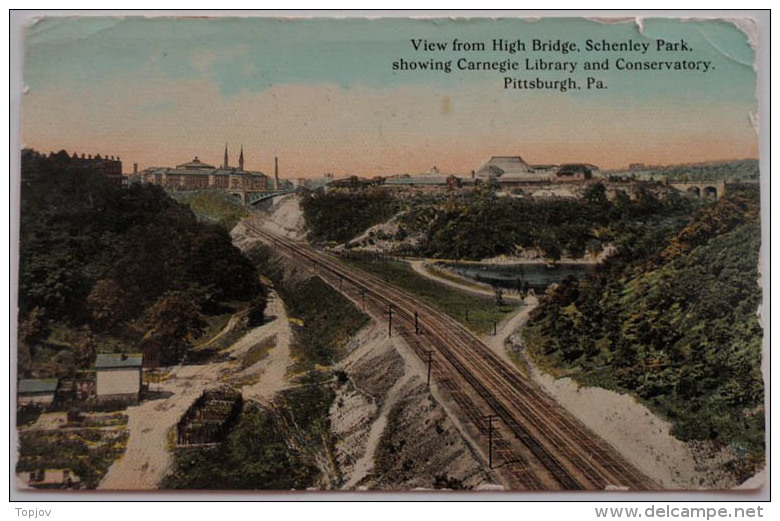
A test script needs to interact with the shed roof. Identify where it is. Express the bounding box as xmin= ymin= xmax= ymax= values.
xmin=385 ymin=176 xmax=449 ymax=185
xmin=95 ymin=353 xmax=143 ymax=369
xmin=18 ymin=379 xmax=58 ymax=394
